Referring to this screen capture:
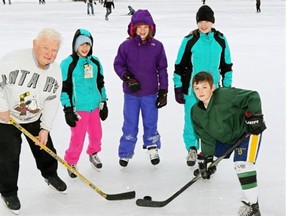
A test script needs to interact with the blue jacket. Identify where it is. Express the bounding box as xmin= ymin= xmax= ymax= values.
xmin=60 ymin=29 xmax=107 ymax=112
xmin=174 ymin=29 xmax=233 ymax=95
